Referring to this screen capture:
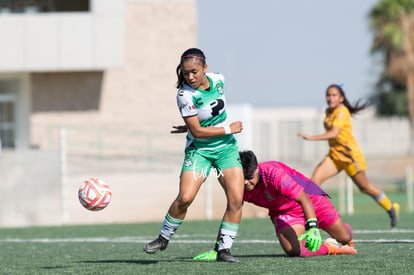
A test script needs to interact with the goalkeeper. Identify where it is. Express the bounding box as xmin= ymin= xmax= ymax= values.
xmin=194 ymin=150 xmax=357 ymax=259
